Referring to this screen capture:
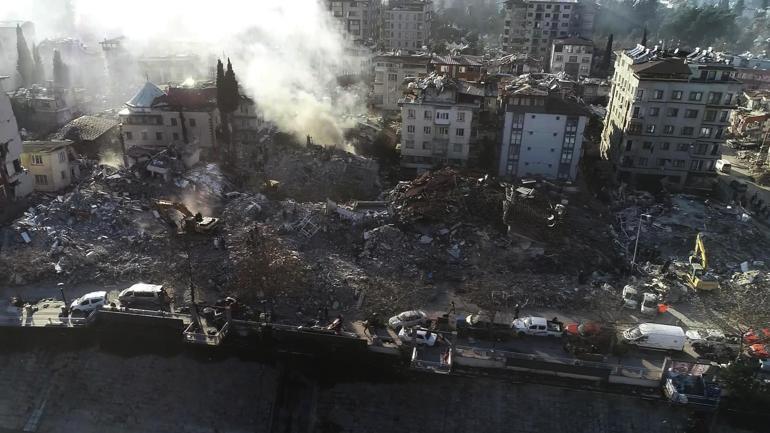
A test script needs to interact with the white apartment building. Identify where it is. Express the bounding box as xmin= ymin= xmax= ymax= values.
xmin=381 ymin=0 xmax=432 ymax=51
xmin=550 ymin=36 xmax=593 ymax=78
xmin=119 ymin=81 xmax=220 ymax=157
xmin=373 ymin=53 xmax=431 ymax=111
xmin=600 ymin=46 xmax=743 ymax=189
xmin=325 ymin=0 xmax=379 ymax=43
xmin=399 ymin=76 xmax=475 ymax=172
xmin=499 ymin=86 xmax=588 ymax=181
xmin=21 ymin=141 xmax=79 ymax=192
xmin=502 ymin=0 xmax=595 ymax=58
xmin=0 ymin=92 xmax=32 ymax=205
